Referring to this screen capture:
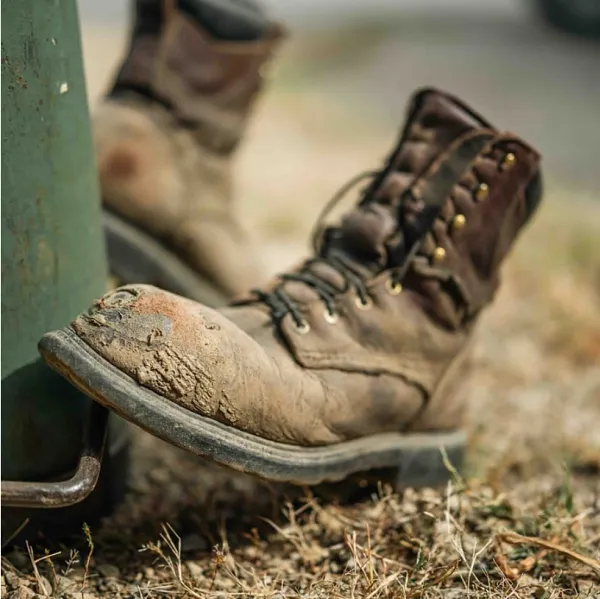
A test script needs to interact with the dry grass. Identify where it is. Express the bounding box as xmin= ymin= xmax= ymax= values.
xmin=3 ymin=24 xmax=600 ymax=599
xmin=2 ymin=442 xmax=599 ymax=598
